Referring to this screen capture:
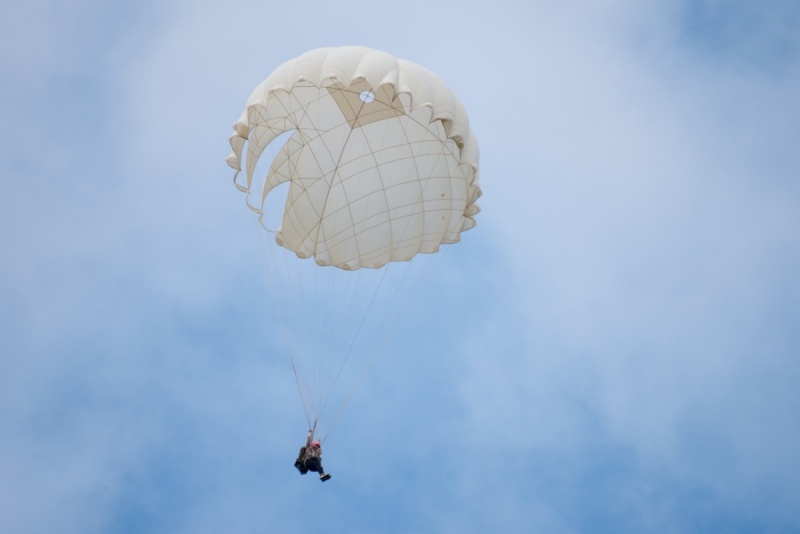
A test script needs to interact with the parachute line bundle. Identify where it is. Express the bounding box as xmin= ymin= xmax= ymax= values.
xmin=228 ymin=46 xmax=481 ymax=436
